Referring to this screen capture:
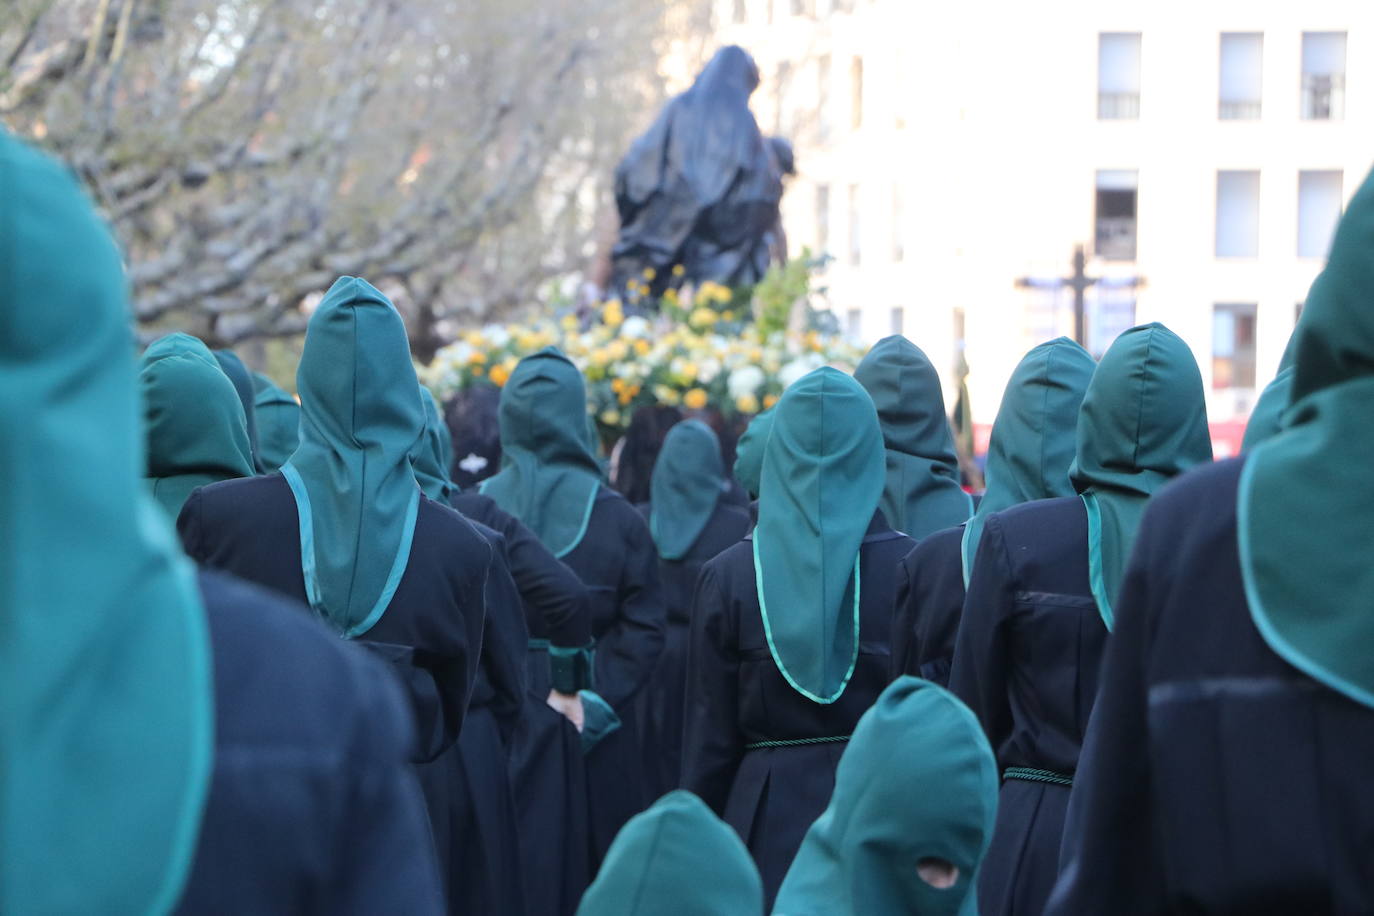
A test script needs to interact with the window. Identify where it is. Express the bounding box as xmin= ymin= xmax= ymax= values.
xmin=1095 ymin=170 xmax=1138 ymax=261
xmin=892 ymin=182 xmax=904 ymax=262
xmin=1213 ymin=303 xmax=1258 ymax=390
xmin=851 ymin=57 xmax=864 ymax=129
xmin=890 ymin=307 xmax=904 ymax=335
xmin=1298 ymin=170 xmax=1343 ymax=258
xmin=1216 ymin=170 xmax=1260 ymax=258
xmin=847 ymin=184 xmax=861 ymax=266
xmin=1219 ymin=33 xmax=1263 ymax=120
xmin=1098 ymin=33 xmax=1141 ymax=119
xmin=1301 ymin=32 xmax=1346 ymax=120
xmin=846 ymin=308 xmax=862 ymax=337
xmin=815 ymin=184 xmax=830 ymax=253
xmin=817 ymin=55 xmax=832 ymax=142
